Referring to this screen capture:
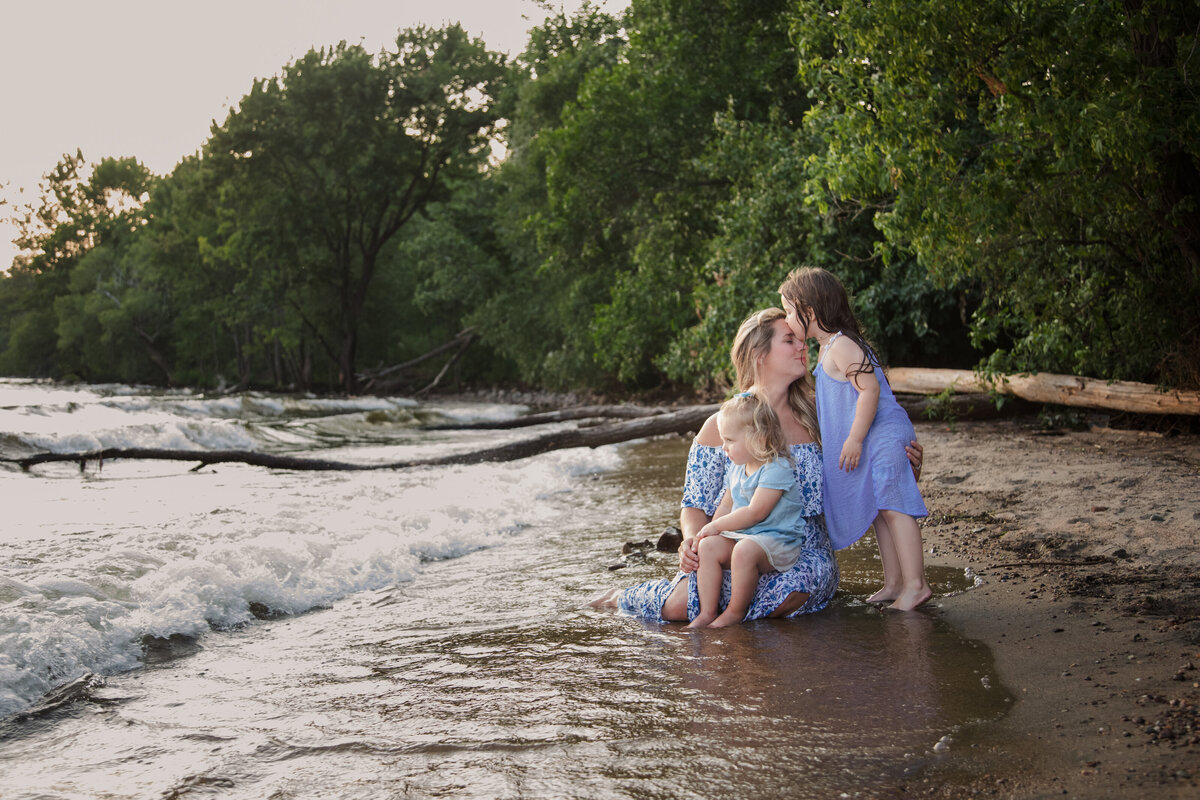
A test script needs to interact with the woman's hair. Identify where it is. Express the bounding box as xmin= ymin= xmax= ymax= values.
xmin=778 ymin=266 xmax=876 ymax=381
xmin=719 ymin=392 xmax=790 ymax=464
xmin=730 ymin=308 xmax=820 ymax=446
